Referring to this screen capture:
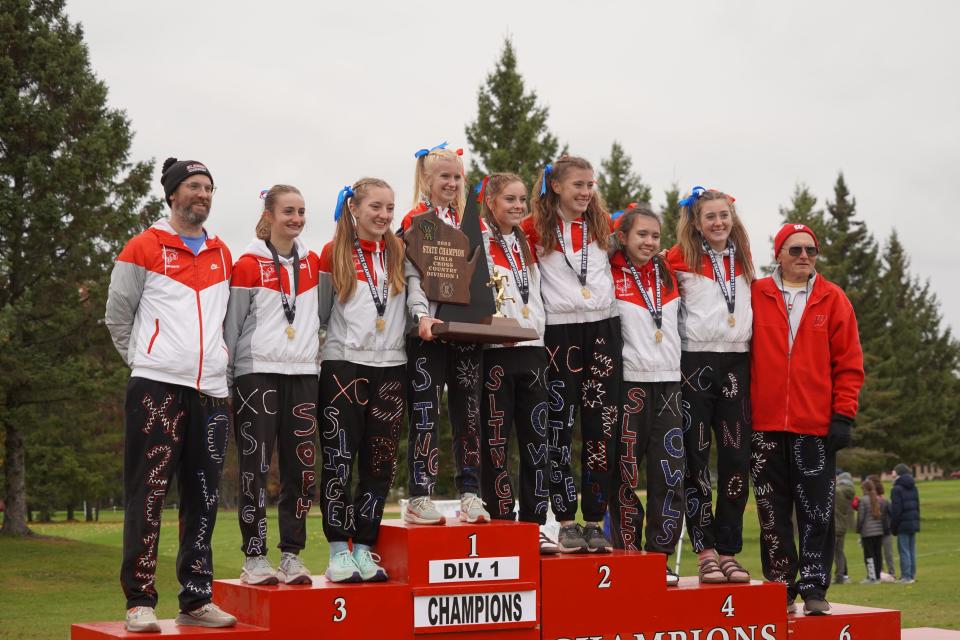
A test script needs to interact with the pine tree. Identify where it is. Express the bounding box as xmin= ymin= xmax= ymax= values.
xmin=0 ymin=0 xmax=157 ymax=534
xmin=660 ymin=184 xmax=680 ymax=249
xmin=465 ymin=38 xmax=559 ymax=189
xmin=598 ymin=141 xmax=651 ymax=211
